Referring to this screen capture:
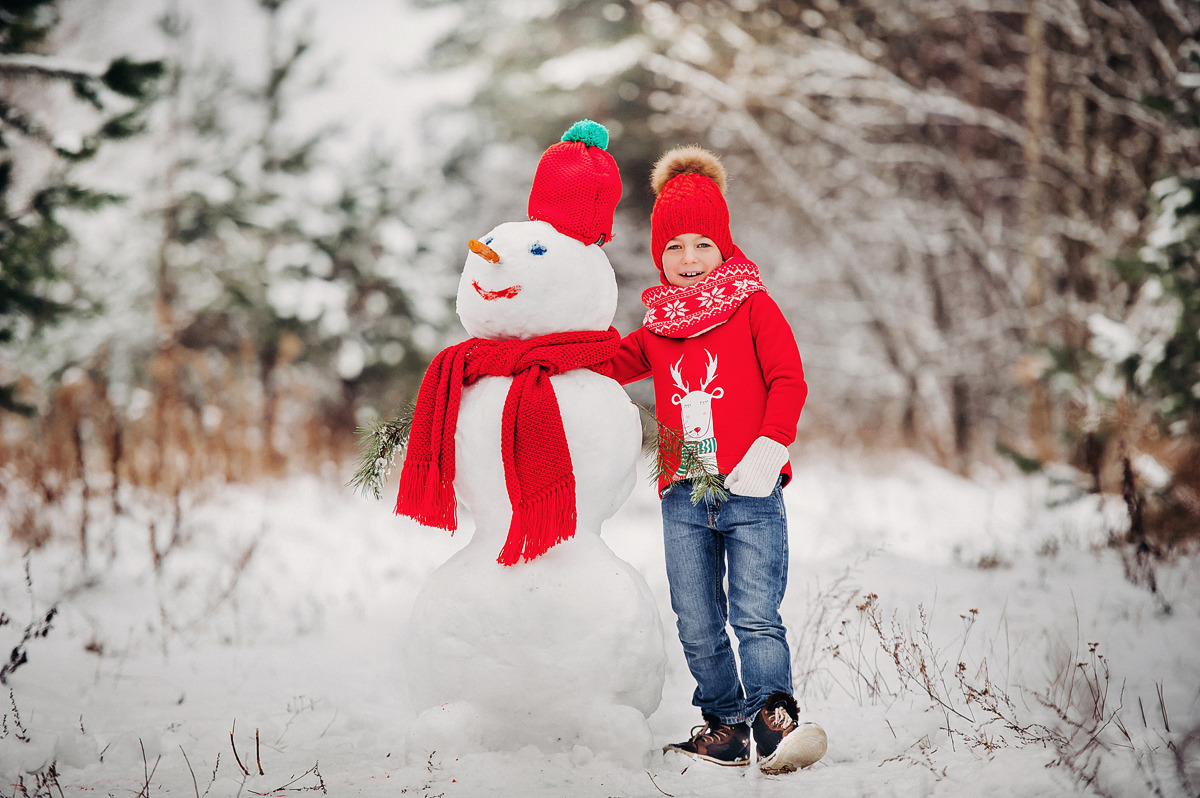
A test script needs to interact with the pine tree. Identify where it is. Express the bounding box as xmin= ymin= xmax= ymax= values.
xmin=144 ymin=0 xmax=457 ymax=478
xmin=1137 ymin=177 xmax=1200 ymax=429
xmin=0 ymin=0 xmax=162 ymax=414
